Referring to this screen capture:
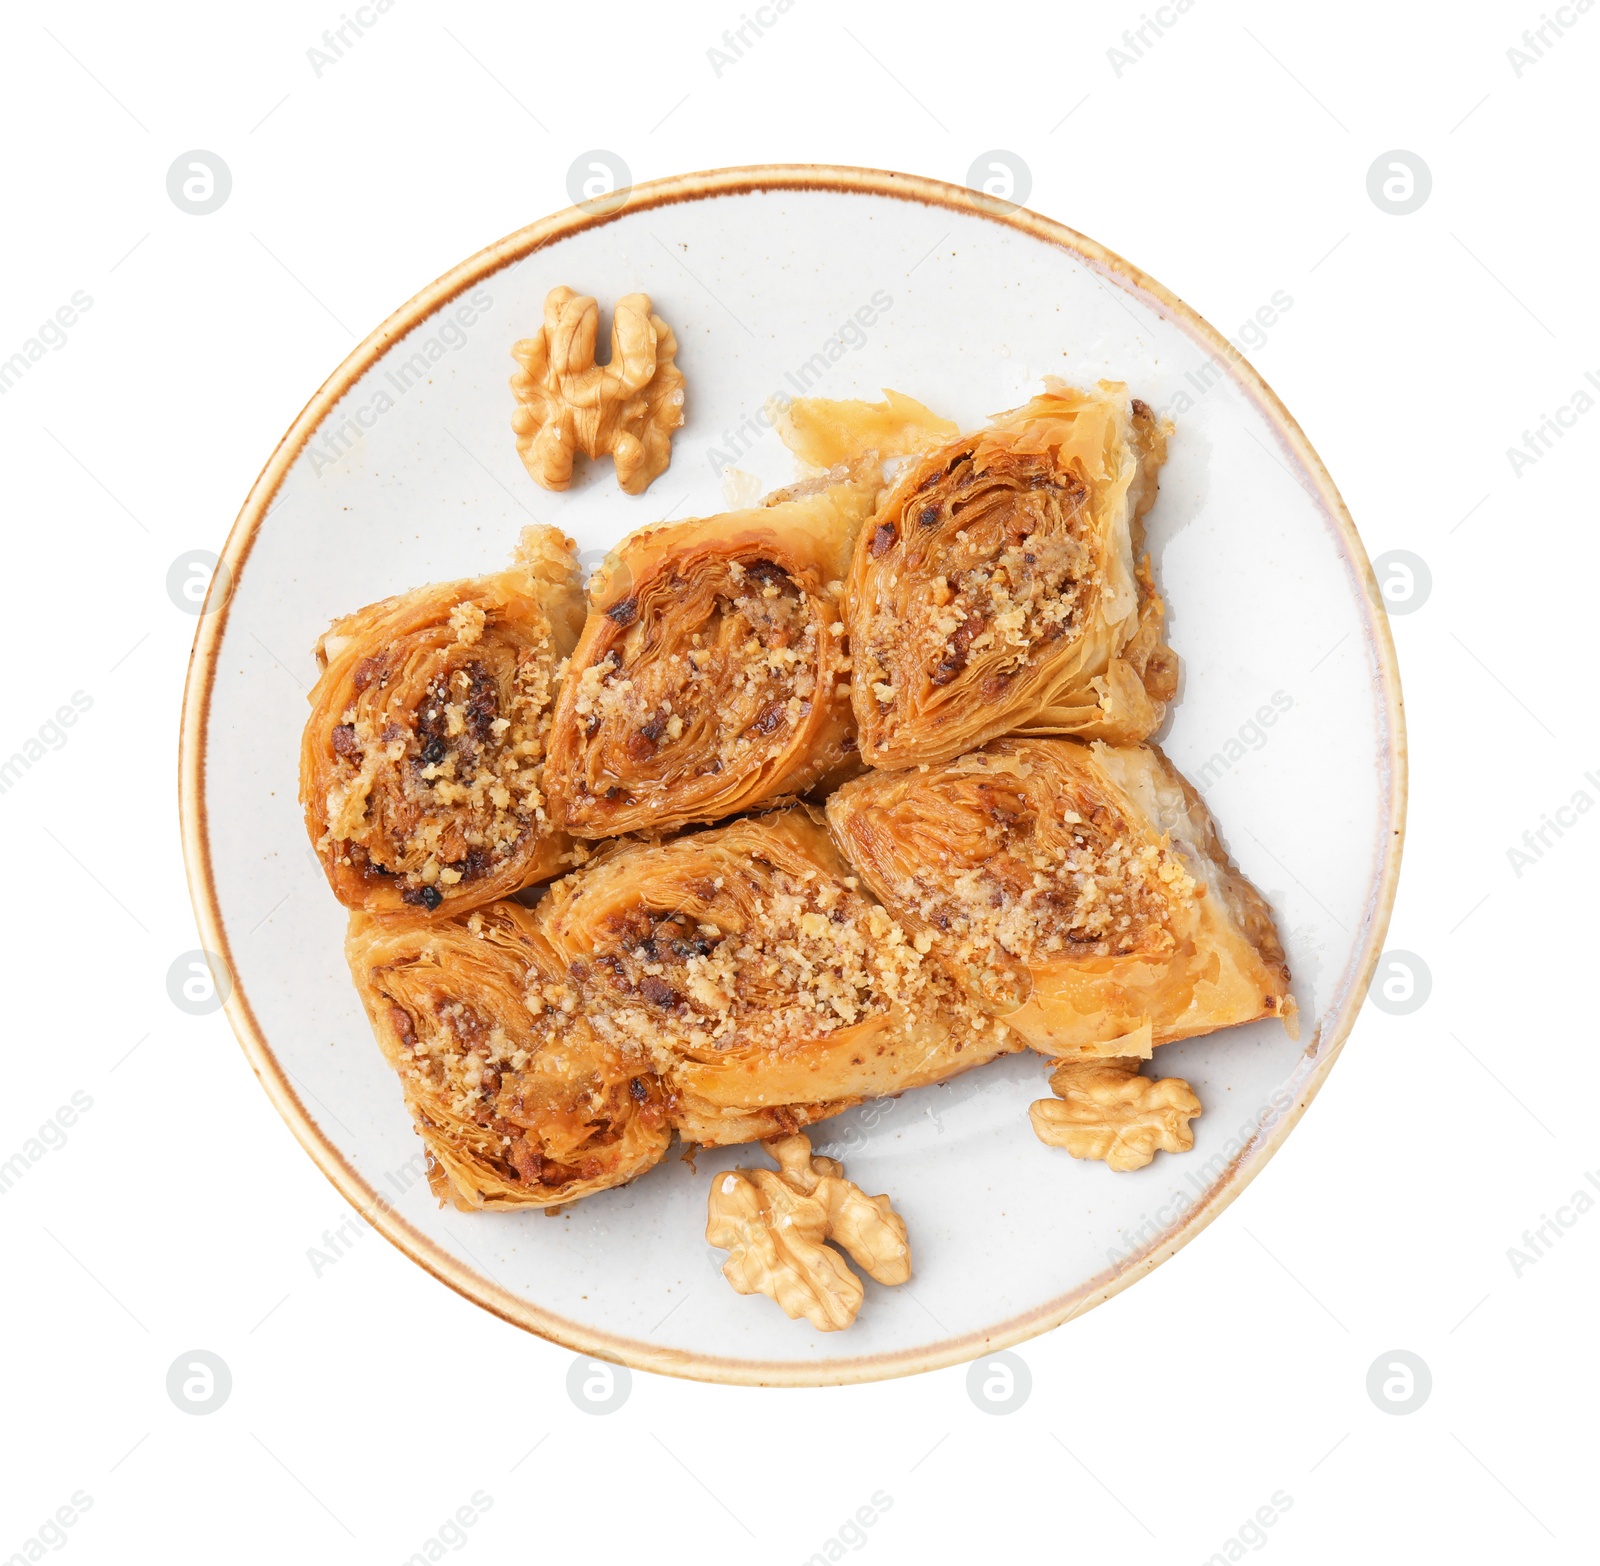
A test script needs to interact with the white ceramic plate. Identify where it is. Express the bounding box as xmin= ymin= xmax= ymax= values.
xmin=180 ymin=166 xmax=1404 ymax=1385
